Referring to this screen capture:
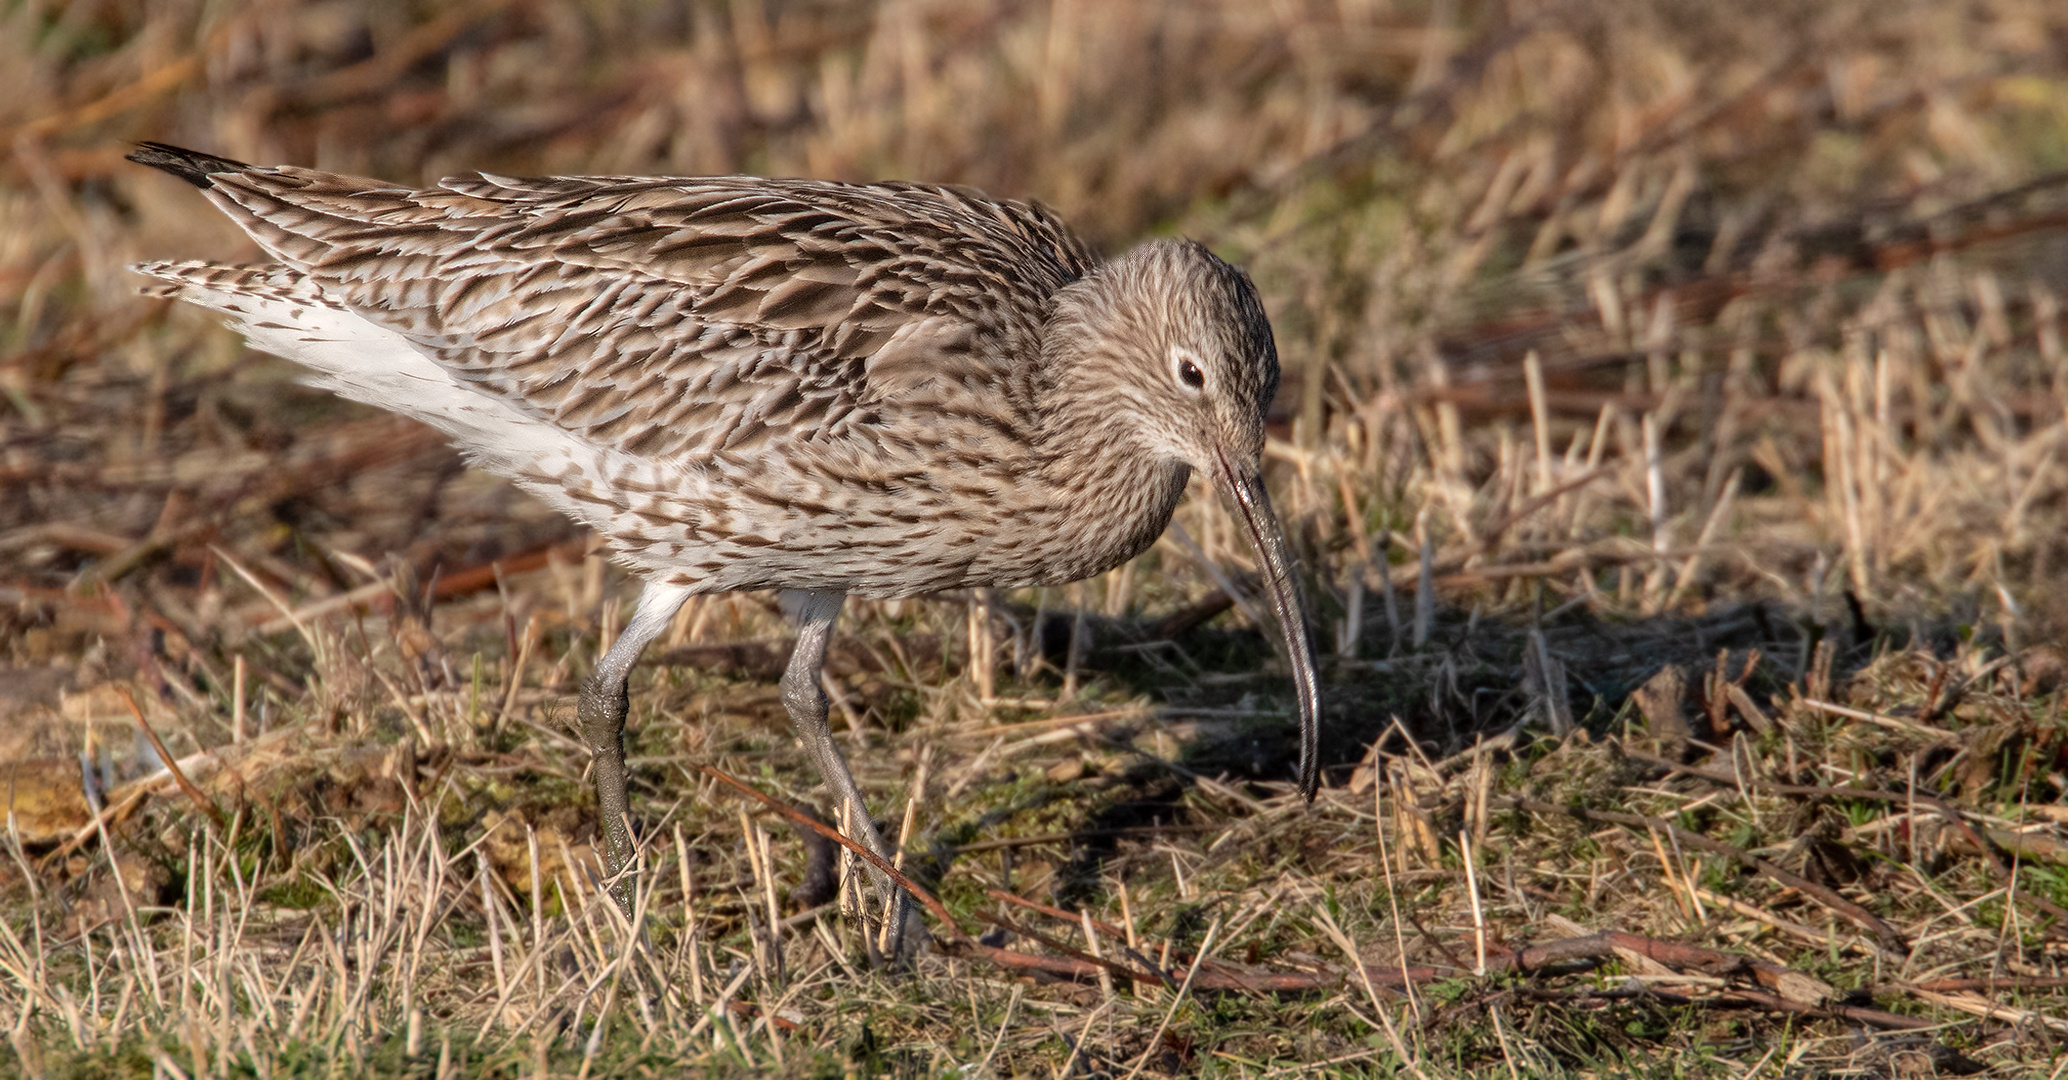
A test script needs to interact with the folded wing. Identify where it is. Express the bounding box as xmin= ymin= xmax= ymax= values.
xmin=187 ymin=164 xmax=1097 ymax=461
